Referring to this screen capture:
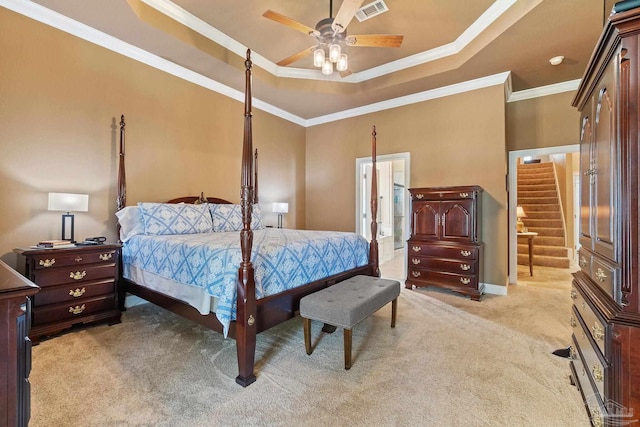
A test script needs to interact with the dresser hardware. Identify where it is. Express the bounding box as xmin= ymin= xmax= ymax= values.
xmin=579 ymin=256 xmax=587 ymax=268
xmin=569 ymin=317 xmax=576 ymax=327
xmin=247 ymin=315 xmax=255 ymax=326
xmin=459 ymin=192 xmax=469 ymax=198
xmin=415 ymin=194 xmax=424 ymax=199
xmin=590 ymin=406 xmax=603 ymax=427
xmin=69 ymin=287 xmax=86 ymax=298
xmin=412 ymin=246 xmax=422 ymax=253
xmin=39 ymin=258 xmax=55 ymax=268
xmin=569 ymin=347 xmax=576 ymax=360
xmin=411 ymin=271 xmax=421 ymax=278
xmin=68 ymin=304 xmax=86 ymax=315
xmin=70 ymin=271 xmax=87 ymax=280
xmin=595 ymin=268 xmax=606 ymax=282
xmin=99 ymin=253 xmax=112 ymax=261
xmin=460 ymin=277 xmax=471 ymax=285
xmin=460 ymin=250 xmax=471 ymax=257
xmin=412 ymin=258 xmax=421 ymax=265
xmin=582 ymin=302 xmax=586 ymax=311
xmin=460 ymin=264 xmax=471 ymax=271
xmin=74 ymin=256 xmax=83 ymax=262
xmin=570 ymin=288 xmax=577 ymax=300
xmin=591 ymin=323 xmax=604 ymax=341
xmin=592 ymin=364 xmax=603 ymax=382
